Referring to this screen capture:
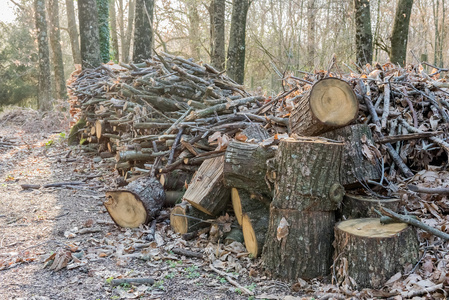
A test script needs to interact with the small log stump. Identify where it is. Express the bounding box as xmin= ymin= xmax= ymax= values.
xmin=334 ymin=218 xmax=419 ymax=289
xmin=242 ymin=206 xmax=269 ymax=257
xmin=170 ymin=202 xmax=210 ymax=234
xmin=224 ymin=141 xmax=275 ymax=196
xmin=273 ymin=138 xmax=344 ymax=211
xmin=183 ymin=156 xmax=230 ymax=216
xmin=339 ymin=194 xmax=400 ymax=219
xmin=231 ymin=188 xmax=270 ymax=225
xmin=289 ymin=78 xmax=358 ymax=136
xmin=262 ymin=207 xmax=335 ymax=280
xmin=104 ymin=176 xmax=165 ymax=228
xmin=322 ymin=124 xmax=381 ymax=187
